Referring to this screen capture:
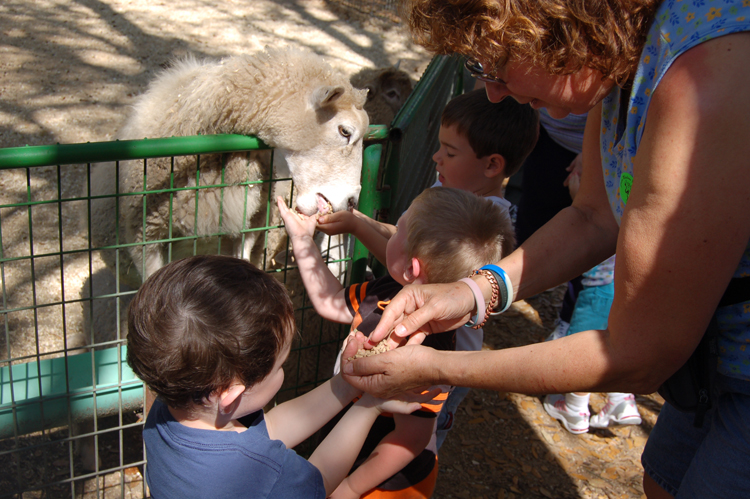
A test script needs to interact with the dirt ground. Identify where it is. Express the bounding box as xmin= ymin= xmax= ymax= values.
xmin=433 ymin=287 xmax=661 ymax=499
xmin=0 ymin=1 xmax=661 ymax=497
